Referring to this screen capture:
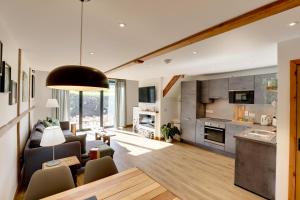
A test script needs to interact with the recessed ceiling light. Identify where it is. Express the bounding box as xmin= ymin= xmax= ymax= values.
xmin=289 ymin=21 xmax=299 ymax=27
xmin=193 ymin=51 xmax=198 ymax=55
xmin=89 ymin=52 xmax=95 ymax=55
xmin=119 ymin=23 xmax=126 ymax=28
